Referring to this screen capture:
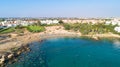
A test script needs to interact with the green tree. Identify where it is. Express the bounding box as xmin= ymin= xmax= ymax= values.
xmin=59 ymin=20 xmax=64 ymax=24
